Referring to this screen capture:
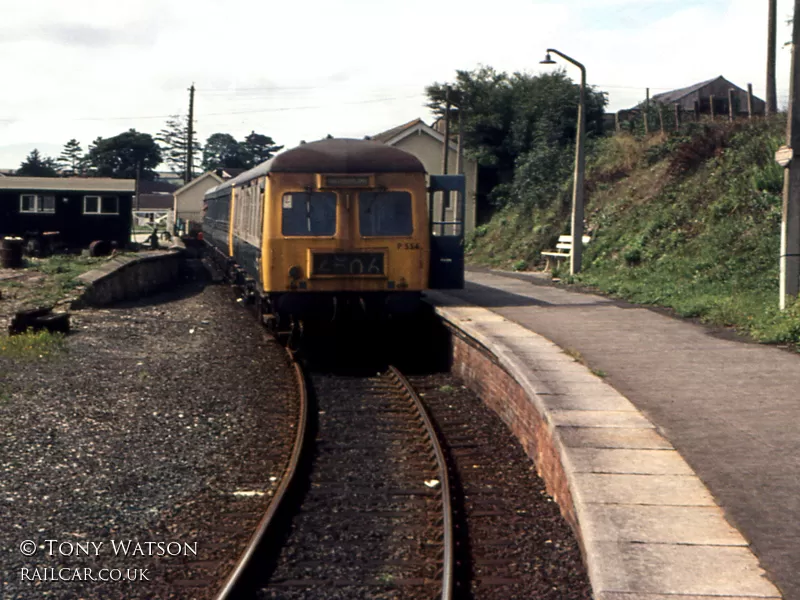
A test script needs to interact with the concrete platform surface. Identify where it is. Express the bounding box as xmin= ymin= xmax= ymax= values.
xmin=427 ymin=269 xmax=800 ymax=599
